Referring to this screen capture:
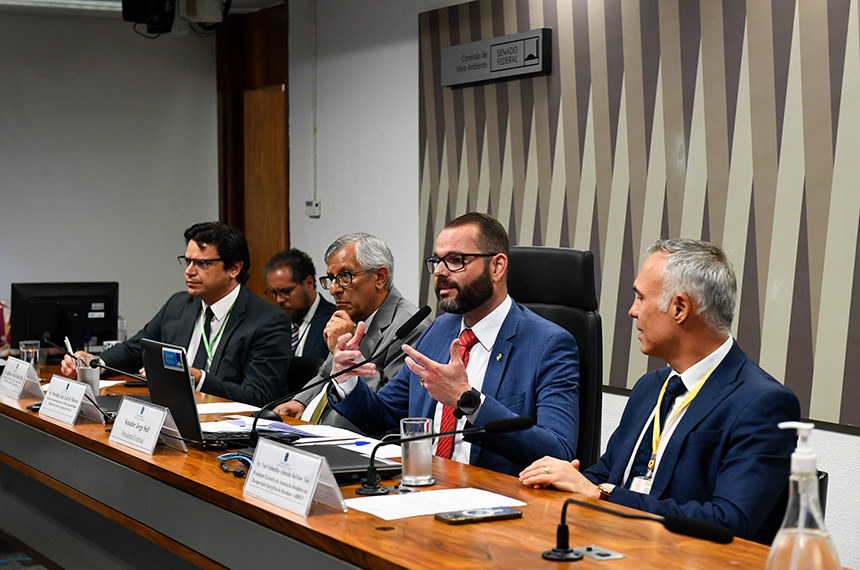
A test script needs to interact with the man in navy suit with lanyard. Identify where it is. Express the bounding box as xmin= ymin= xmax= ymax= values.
xmin=264 ymin=248 xmax=336 ymax=360
xmin=519 ymin=238 xmax=800 ymax=543
xmin=61 ymin=221 xmax=291 ymax=407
